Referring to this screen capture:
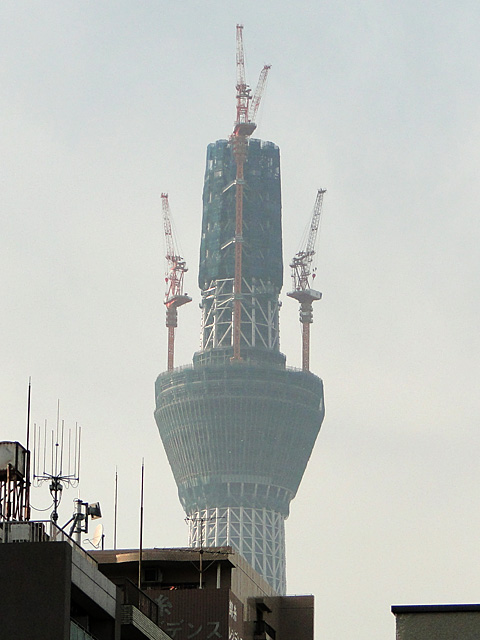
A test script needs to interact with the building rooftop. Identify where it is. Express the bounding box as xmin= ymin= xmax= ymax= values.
xmin=92 ymin=546 xmax=235 ymax=565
